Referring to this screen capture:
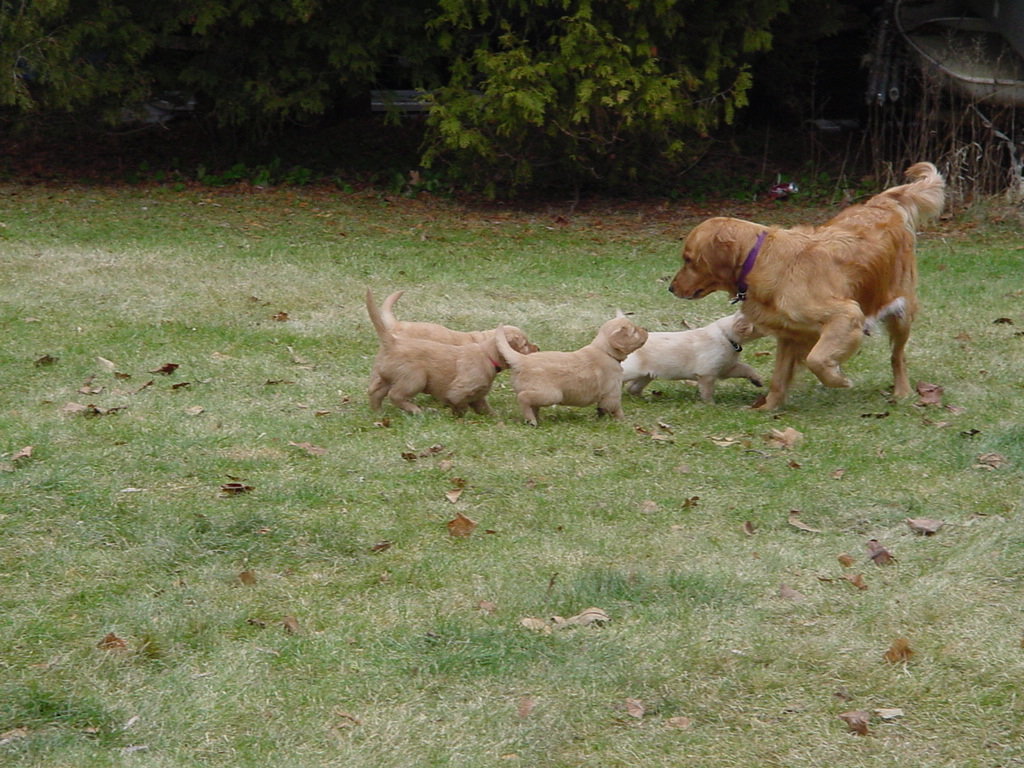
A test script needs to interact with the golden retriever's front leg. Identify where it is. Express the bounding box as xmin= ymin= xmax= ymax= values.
xmin=517 ymin=393 xmax=540 ymax=426
xmin=805 ymin=308 xmax=864 ymax=389
xmin=754 ymin=340 xmax=804 ymax=410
